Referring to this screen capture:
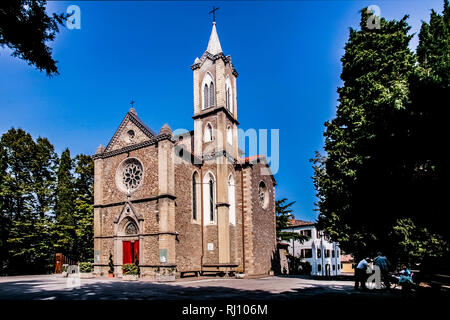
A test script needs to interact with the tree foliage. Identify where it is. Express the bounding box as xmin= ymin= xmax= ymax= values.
xmin=313 ymin=3 xmax=449 ymax=268
xmin=276 ymin=198 xmax=308 ymax=243
xmin=0 ymin=0 xmax=67 ymax=76
xmin=0 ymin=129 xmax=94 ymax=274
